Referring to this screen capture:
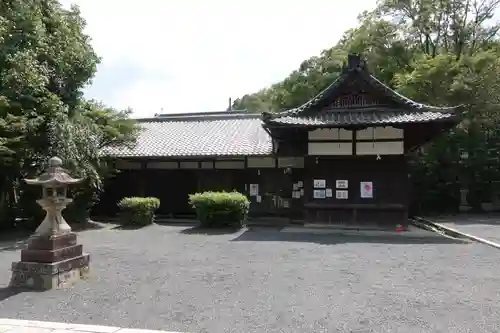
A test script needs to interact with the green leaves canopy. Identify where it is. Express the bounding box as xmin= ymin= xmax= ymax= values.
xmin=0 ymin=0 xmax=139 ymax=228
